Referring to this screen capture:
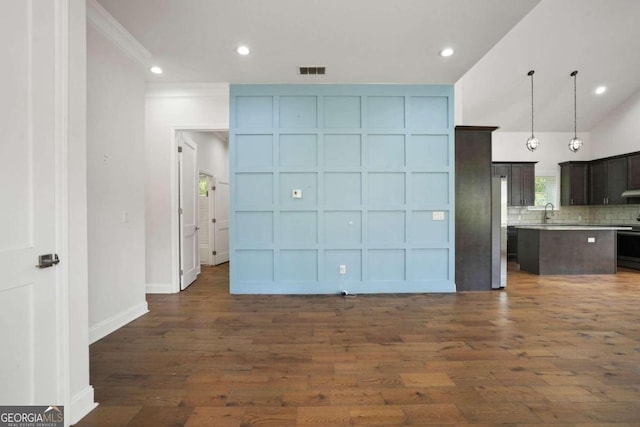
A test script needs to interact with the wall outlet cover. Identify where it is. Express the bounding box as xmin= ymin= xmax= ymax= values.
xmin=292 ymin=189 xmax=302 ymax=199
